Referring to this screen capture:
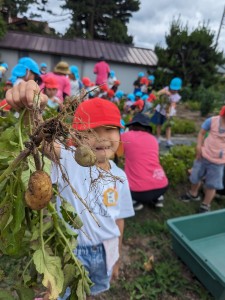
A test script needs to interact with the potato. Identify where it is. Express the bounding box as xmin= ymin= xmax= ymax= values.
xmin=75 ymin=145 xmax=97 ymax=167
xmin=25 ymin=170 xmax=52 ymax=210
